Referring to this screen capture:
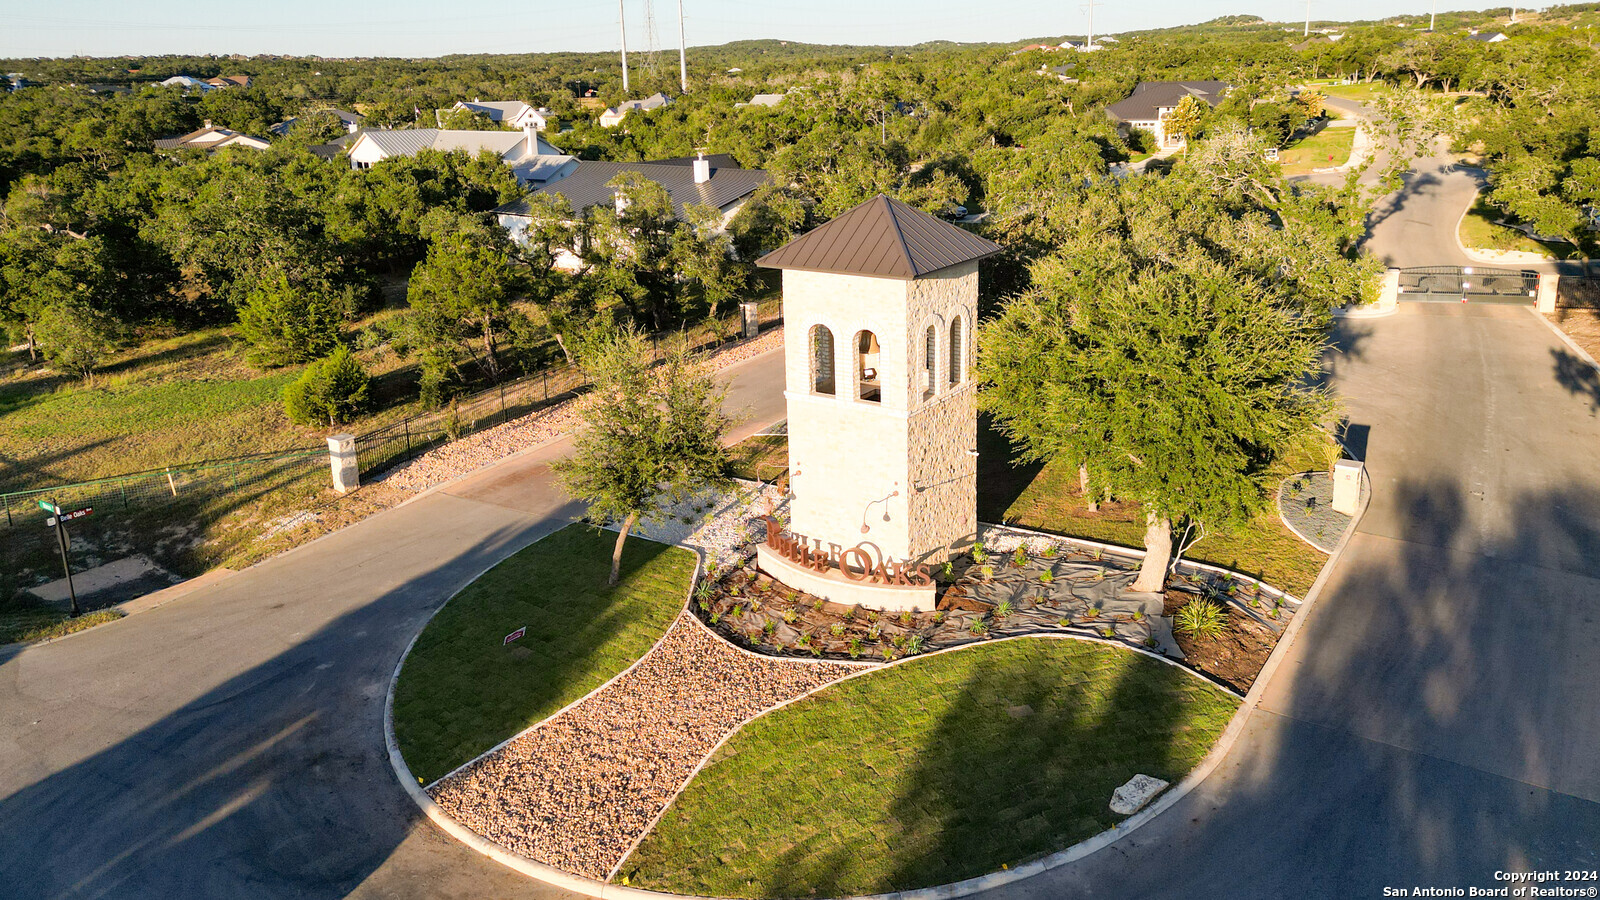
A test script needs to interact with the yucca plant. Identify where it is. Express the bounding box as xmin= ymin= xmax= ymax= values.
xmin=1175 ymin=599 xmax=1227 ymax=640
